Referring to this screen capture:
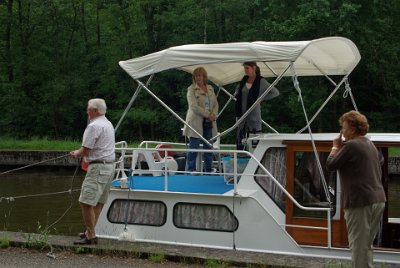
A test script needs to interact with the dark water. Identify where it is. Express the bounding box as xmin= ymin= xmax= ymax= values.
xmin=1 ymin=166 xmax=400 ymax=236
xmin=0 ymin=166 xmax=85 ymax=236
